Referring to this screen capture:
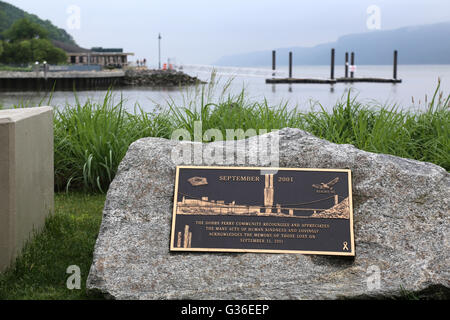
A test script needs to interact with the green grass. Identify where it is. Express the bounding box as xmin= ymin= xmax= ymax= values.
xmin=49 ymin=79 xmax=449 ymax=193
xmin=0 ymin=63 xmax=33 ymax=72
xmin=299 ymin=89 xmax=449 ymax=168
xmin=0 ymin=193 xmax=105 ymax=300
xmin=53 ymin=91 xmax=172 ymax=192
